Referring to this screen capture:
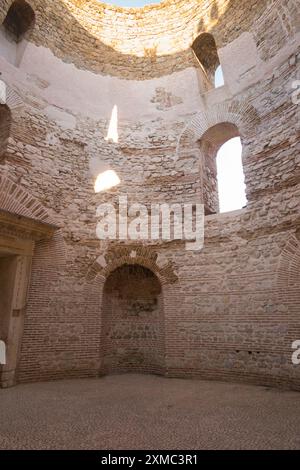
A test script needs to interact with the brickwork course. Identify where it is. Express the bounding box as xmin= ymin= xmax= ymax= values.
xmin=0 ymin=0 xmax=299 ymax=390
